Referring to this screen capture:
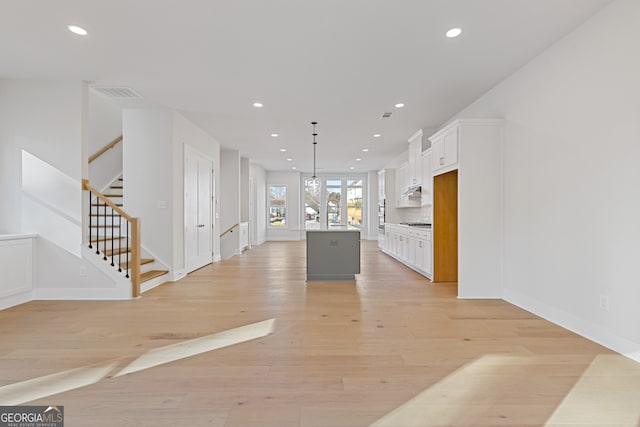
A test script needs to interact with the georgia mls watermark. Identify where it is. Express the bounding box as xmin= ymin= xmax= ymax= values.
xmin=0 ymin=406 xmax=64 ymax=427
